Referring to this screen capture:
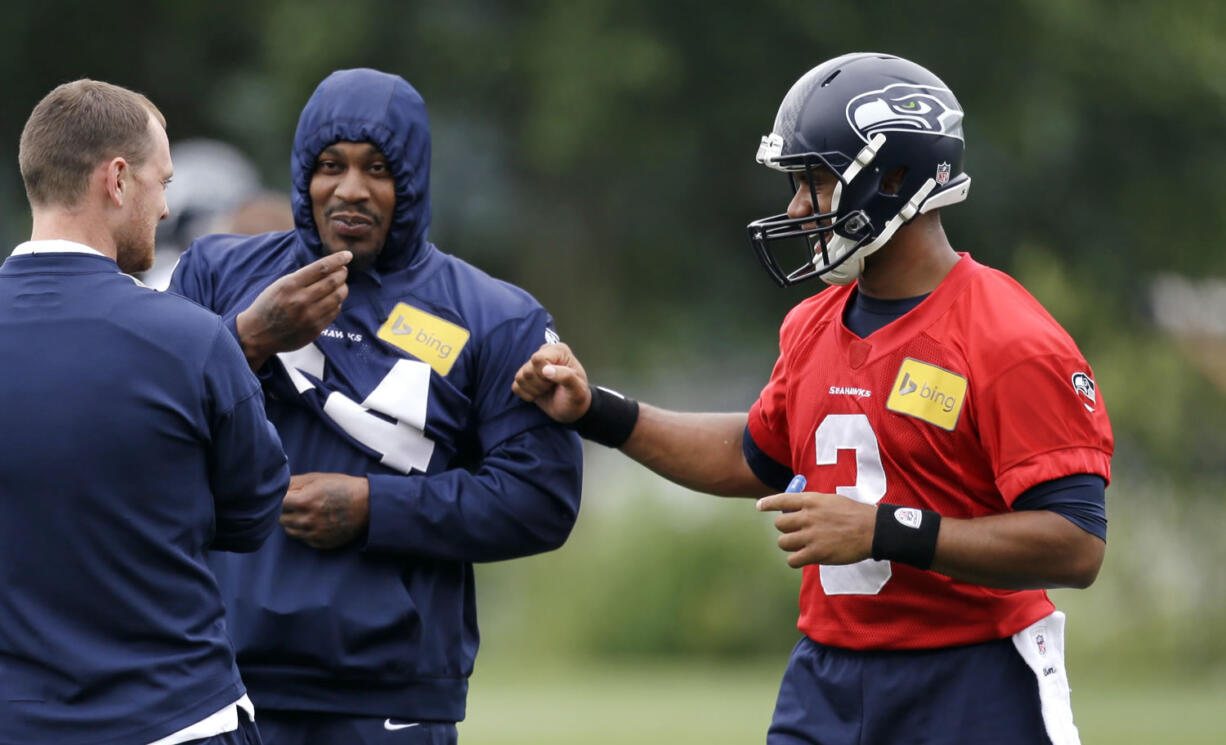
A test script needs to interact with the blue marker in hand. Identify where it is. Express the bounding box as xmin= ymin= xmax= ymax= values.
xmin=756 ymin=474 xmax=807 ymax=514
xmin=784 ymin=474 xmax=806 ymax=512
